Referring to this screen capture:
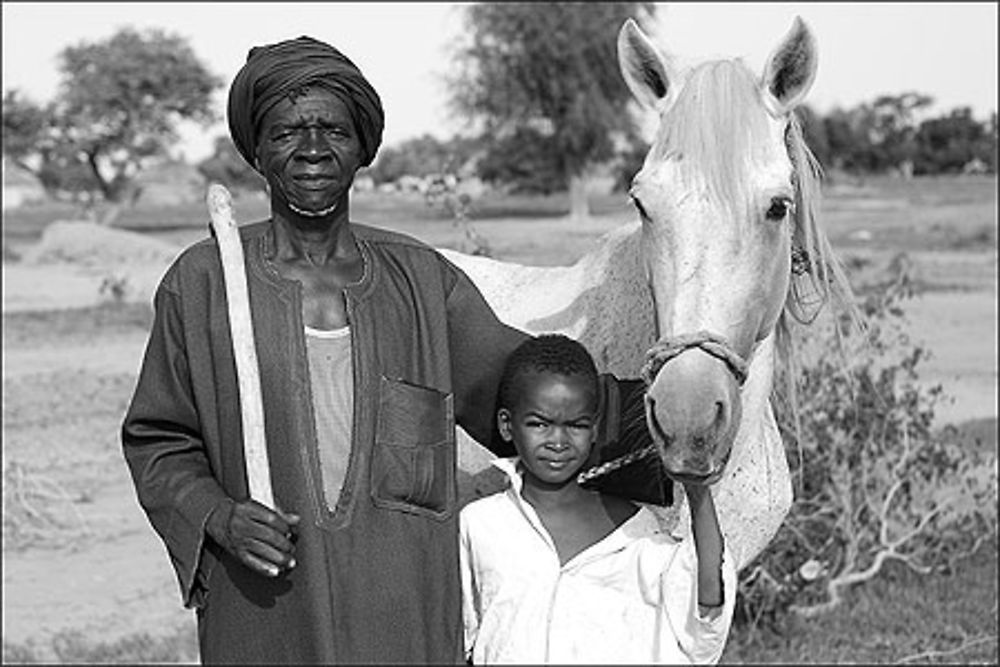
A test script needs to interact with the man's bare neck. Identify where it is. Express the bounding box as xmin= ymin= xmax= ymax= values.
xmin=270 ymin=212 xmax=359 ymax=267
